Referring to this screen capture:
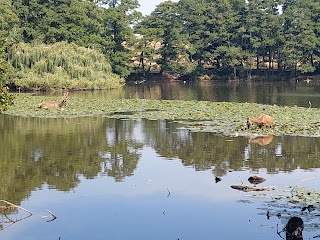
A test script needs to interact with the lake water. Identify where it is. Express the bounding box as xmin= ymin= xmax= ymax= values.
xmin=1 ymin=80 xmax=320 ymax=240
